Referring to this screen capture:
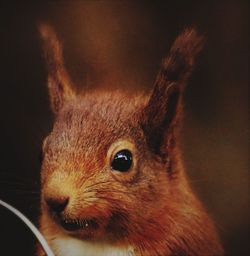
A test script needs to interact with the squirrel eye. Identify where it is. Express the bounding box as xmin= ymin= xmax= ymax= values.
xmin=111 ymin=150 xmax=132 ymax=172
